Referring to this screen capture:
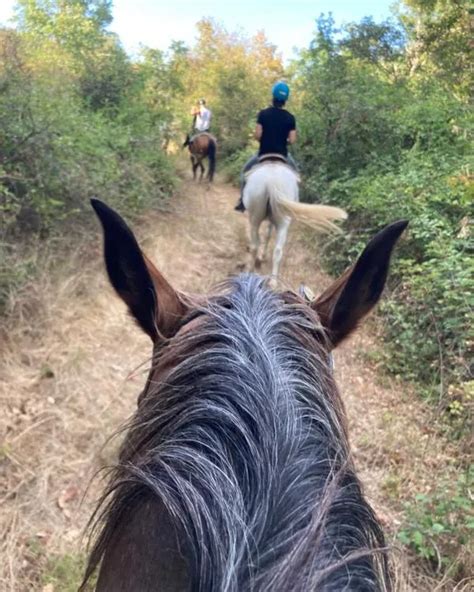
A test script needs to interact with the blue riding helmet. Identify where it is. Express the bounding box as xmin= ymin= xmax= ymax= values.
xmin=272 ymin=81 xmax=290 ymax=101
